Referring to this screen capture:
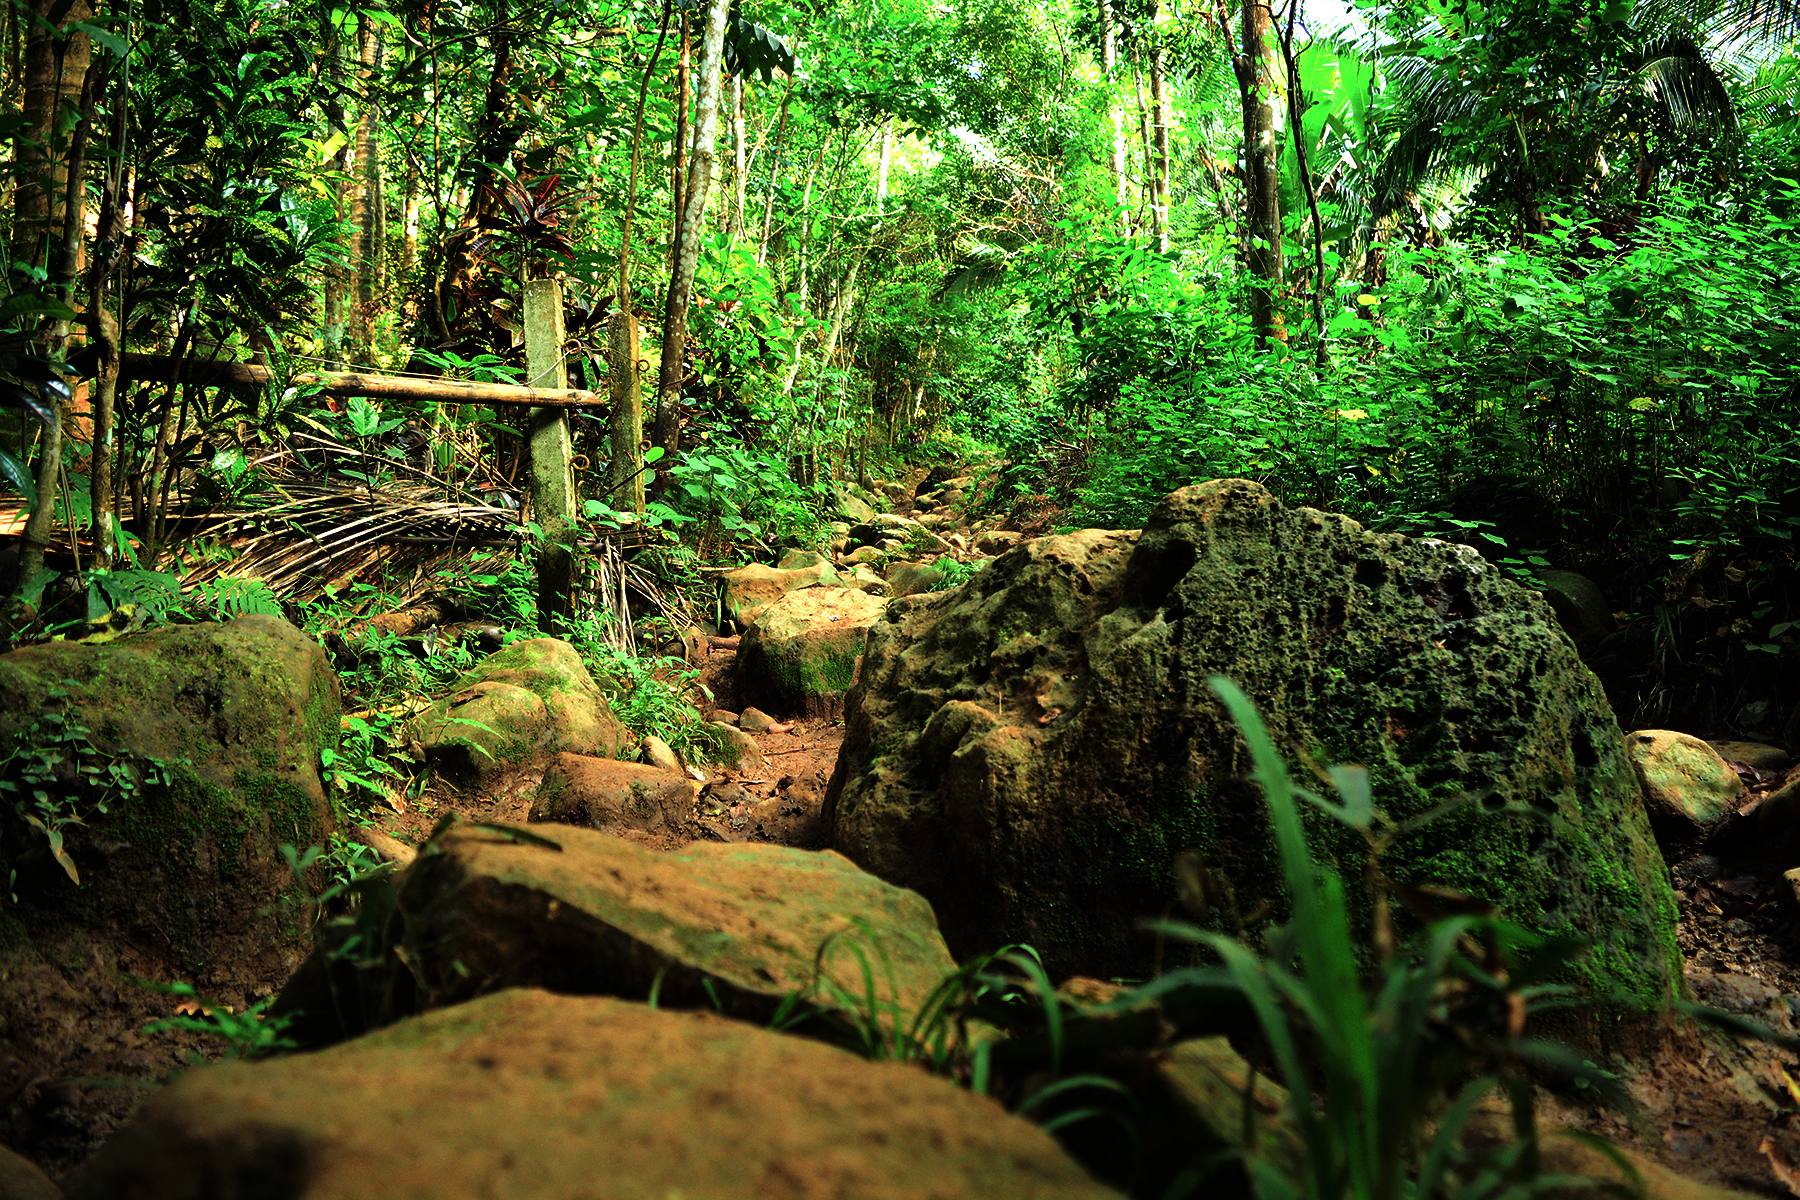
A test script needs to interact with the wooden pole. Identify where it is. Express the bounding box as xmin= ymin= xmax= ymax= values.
xmin=523 ymin=277 xmax=578 ymax=632
xmin=608 ymin=309 xmax=645 ymax=514
xmin=109 ymin=353 xmax=606 ymax=408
